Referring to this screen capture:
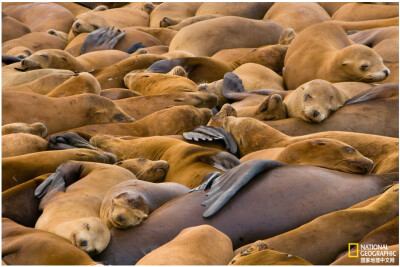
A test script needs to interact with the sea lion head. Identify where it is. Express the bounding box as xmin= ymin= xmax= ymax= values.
xmin=69 ymin=217 xmax=110 ymax=255
xmin=279 ymin=138 xmax=374 ymax=174
xmin=338 ymin=44 xmax=390 ymax=83
xmin=296 ymin=80 xmax=346 ymax=123
xmin=20 ymin=49 xmax=77 ymax=71
xmin=255 ymin=94 xmax=287 ymax=120
xmin=115 ymin=158 xmax=169 ymax=182
xmin=71 ymin=12 xmax=109 ymax=37
xmin=108 ymin=192 xmax=149 ymax=229
xmin=2 ymin=122 xmax=47 ymax=137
